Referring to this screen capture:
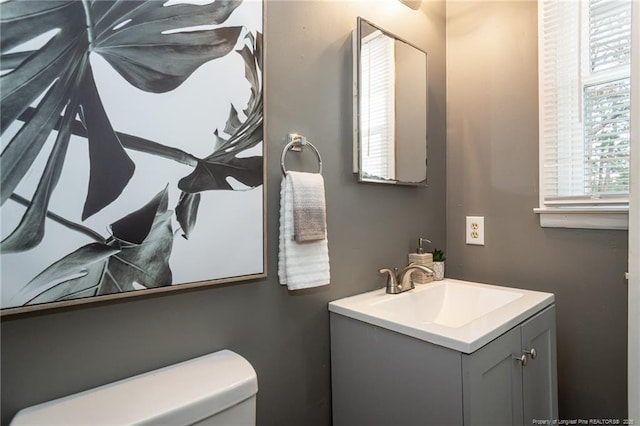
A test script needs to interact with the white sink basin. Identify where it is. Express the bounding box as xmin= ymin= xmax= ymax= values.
xmin=370 ymin=280 xmax=523 ymax=328
xmin=329 ymin=278 xmax=554 ymax=353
